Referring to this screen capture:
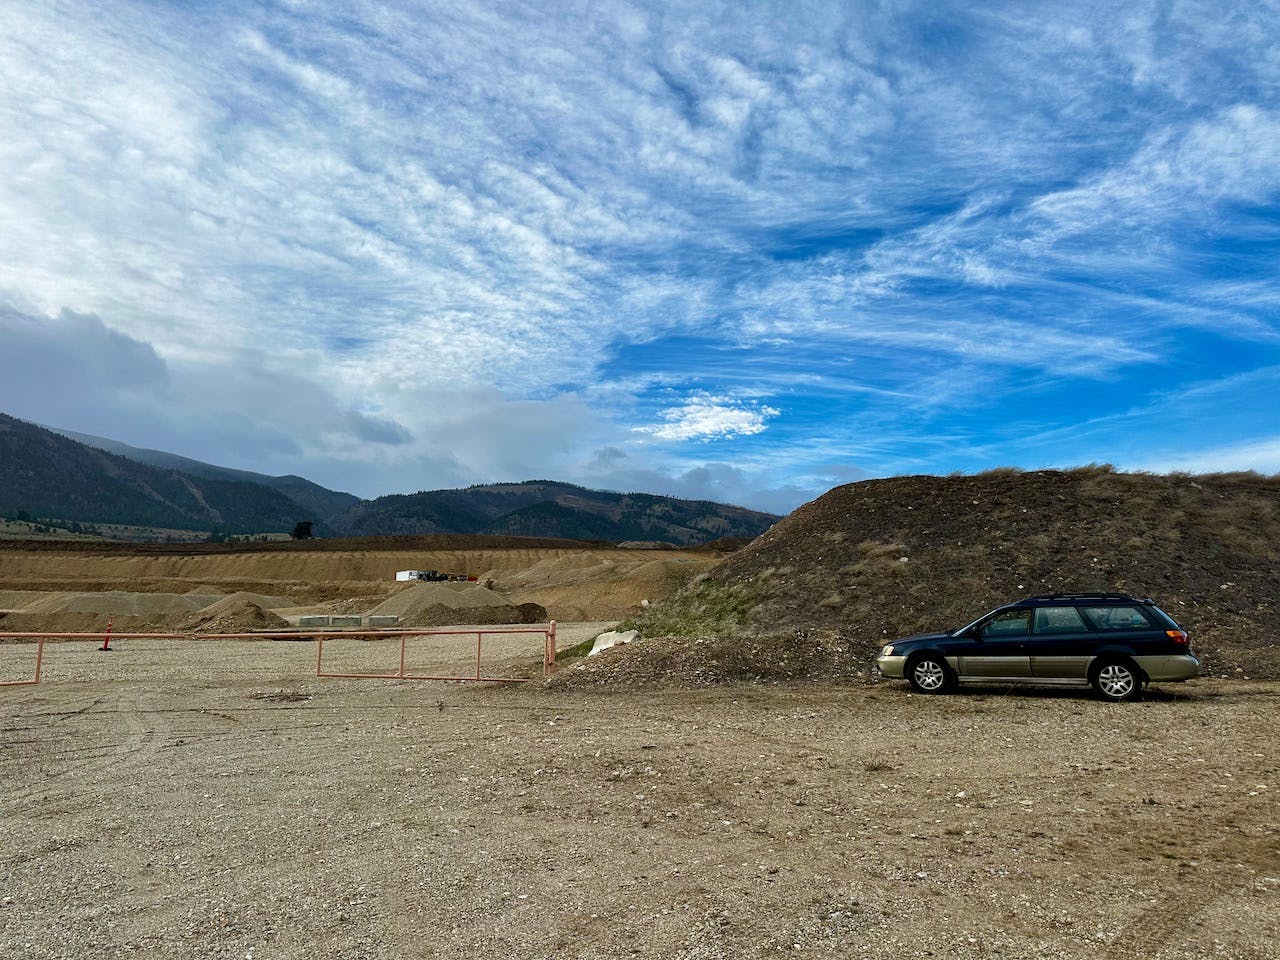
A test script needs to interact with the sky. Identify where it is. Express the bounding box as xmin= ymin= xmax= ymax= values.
xmin=1 ymin=1 xmax=1278 ymax=514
